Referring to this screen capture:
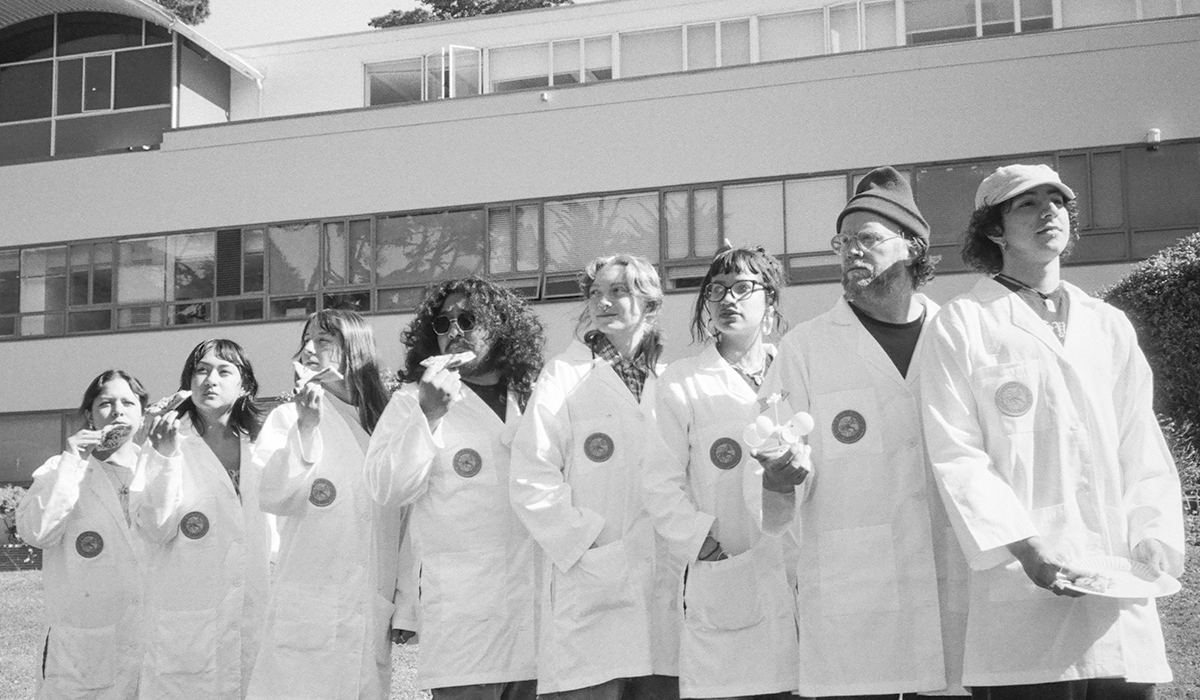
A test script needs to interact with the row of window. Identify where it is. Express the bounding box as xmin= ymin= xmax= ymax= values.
xmin=2 ymin=140 xmax=1198 ymax=340
xmin=365 ymin=0 xmax=1200 ymax=107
